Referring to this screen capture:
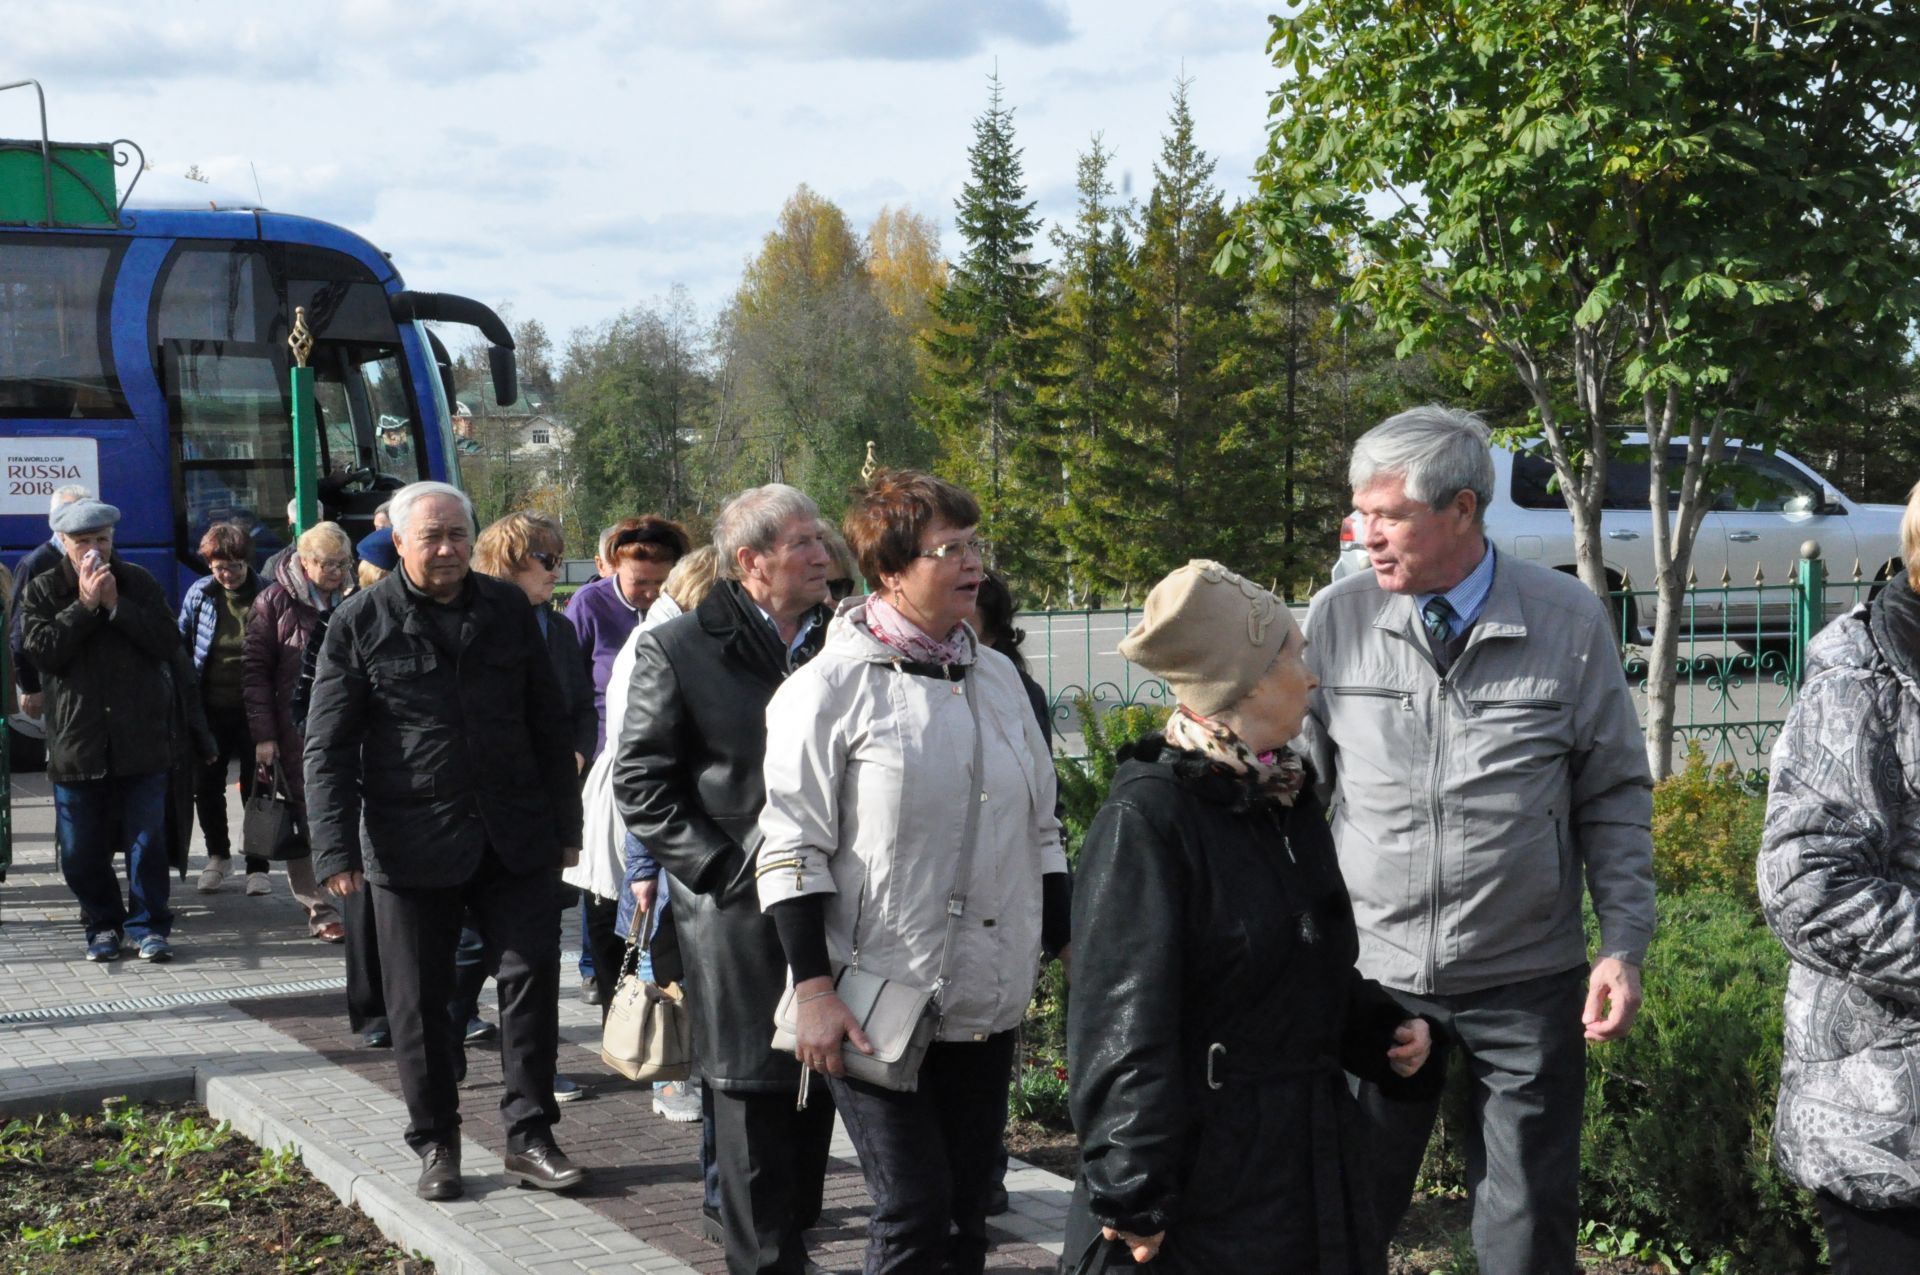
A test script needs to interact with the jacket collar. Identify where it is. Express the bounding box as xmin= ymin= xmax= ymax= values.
xmin=696 ymin=579 xmax=830 ymax=684
xmin=395 ymin=568 xmax=485 ymax=657
xmin=1869 ymin=572 xmax=1920 ymax=701
xmin=1369 ymin=555 xmax=1527 ymax=668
